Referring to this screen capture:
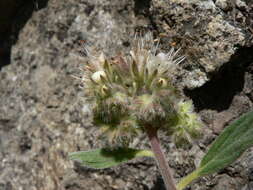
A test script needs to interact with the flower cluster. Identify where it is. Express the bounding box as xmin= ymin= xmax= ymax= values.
xmin=78 ymin=33 xmax=202 ymax=146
